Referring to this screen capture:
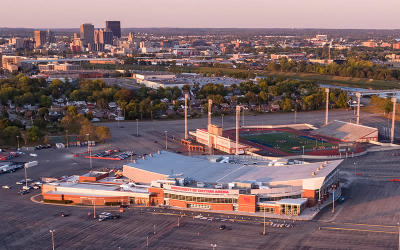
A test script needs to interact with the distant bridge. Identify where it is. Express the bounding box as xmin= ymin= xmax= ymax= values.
xmin=21 ymin=58 xmax=118 ymax=64
xmin=348 ymin=89 xmax=400 ymax=96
